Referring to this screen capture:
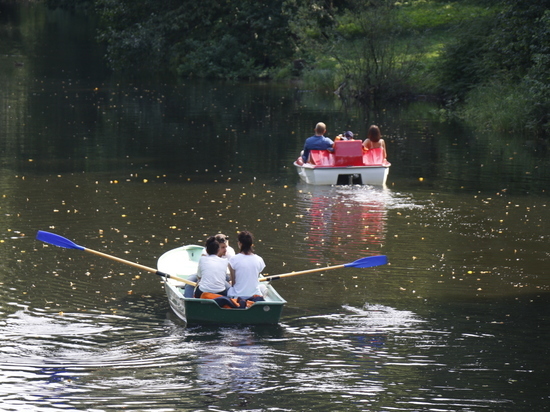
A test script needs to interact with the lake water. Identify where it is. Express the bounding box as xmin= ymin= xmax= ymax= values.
xmin=1 ymin=4 xmax=549 ymax=411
